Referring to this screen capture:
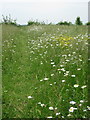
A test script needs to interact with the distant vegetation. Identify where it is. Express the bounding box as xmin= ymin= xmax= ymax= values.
xmin=27 ymin=20 xmax=45 ymax=25
xmin=1 ymin=14 xmax=17 ymax=25
xmin=0 ymin=15 xmax=89 ymax=26
xmin=56 ymin=21 xmax=72 ymax=25
xmin=86 ymin=22 xmax=90 ymax=25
